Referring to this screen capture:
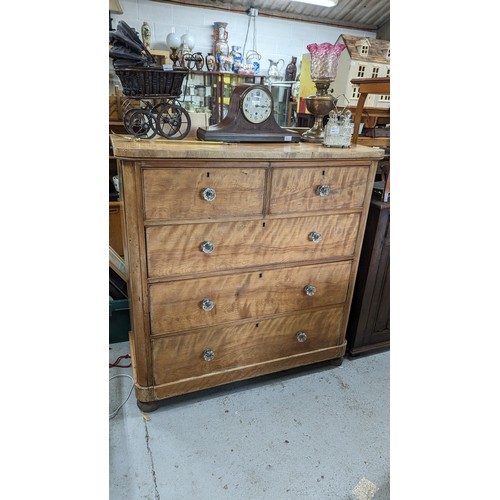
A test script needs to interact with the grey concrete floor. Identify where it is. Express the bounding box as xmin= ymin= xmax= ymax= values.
xmin=109 ymin=341 xmax=389 ymax=500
